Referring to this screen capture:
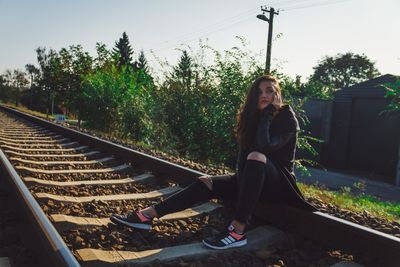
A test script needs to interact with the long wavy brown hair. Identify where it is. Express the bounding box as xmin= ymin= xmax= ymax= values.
xmin=235 ymin=75 xmax=282 ymax=149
